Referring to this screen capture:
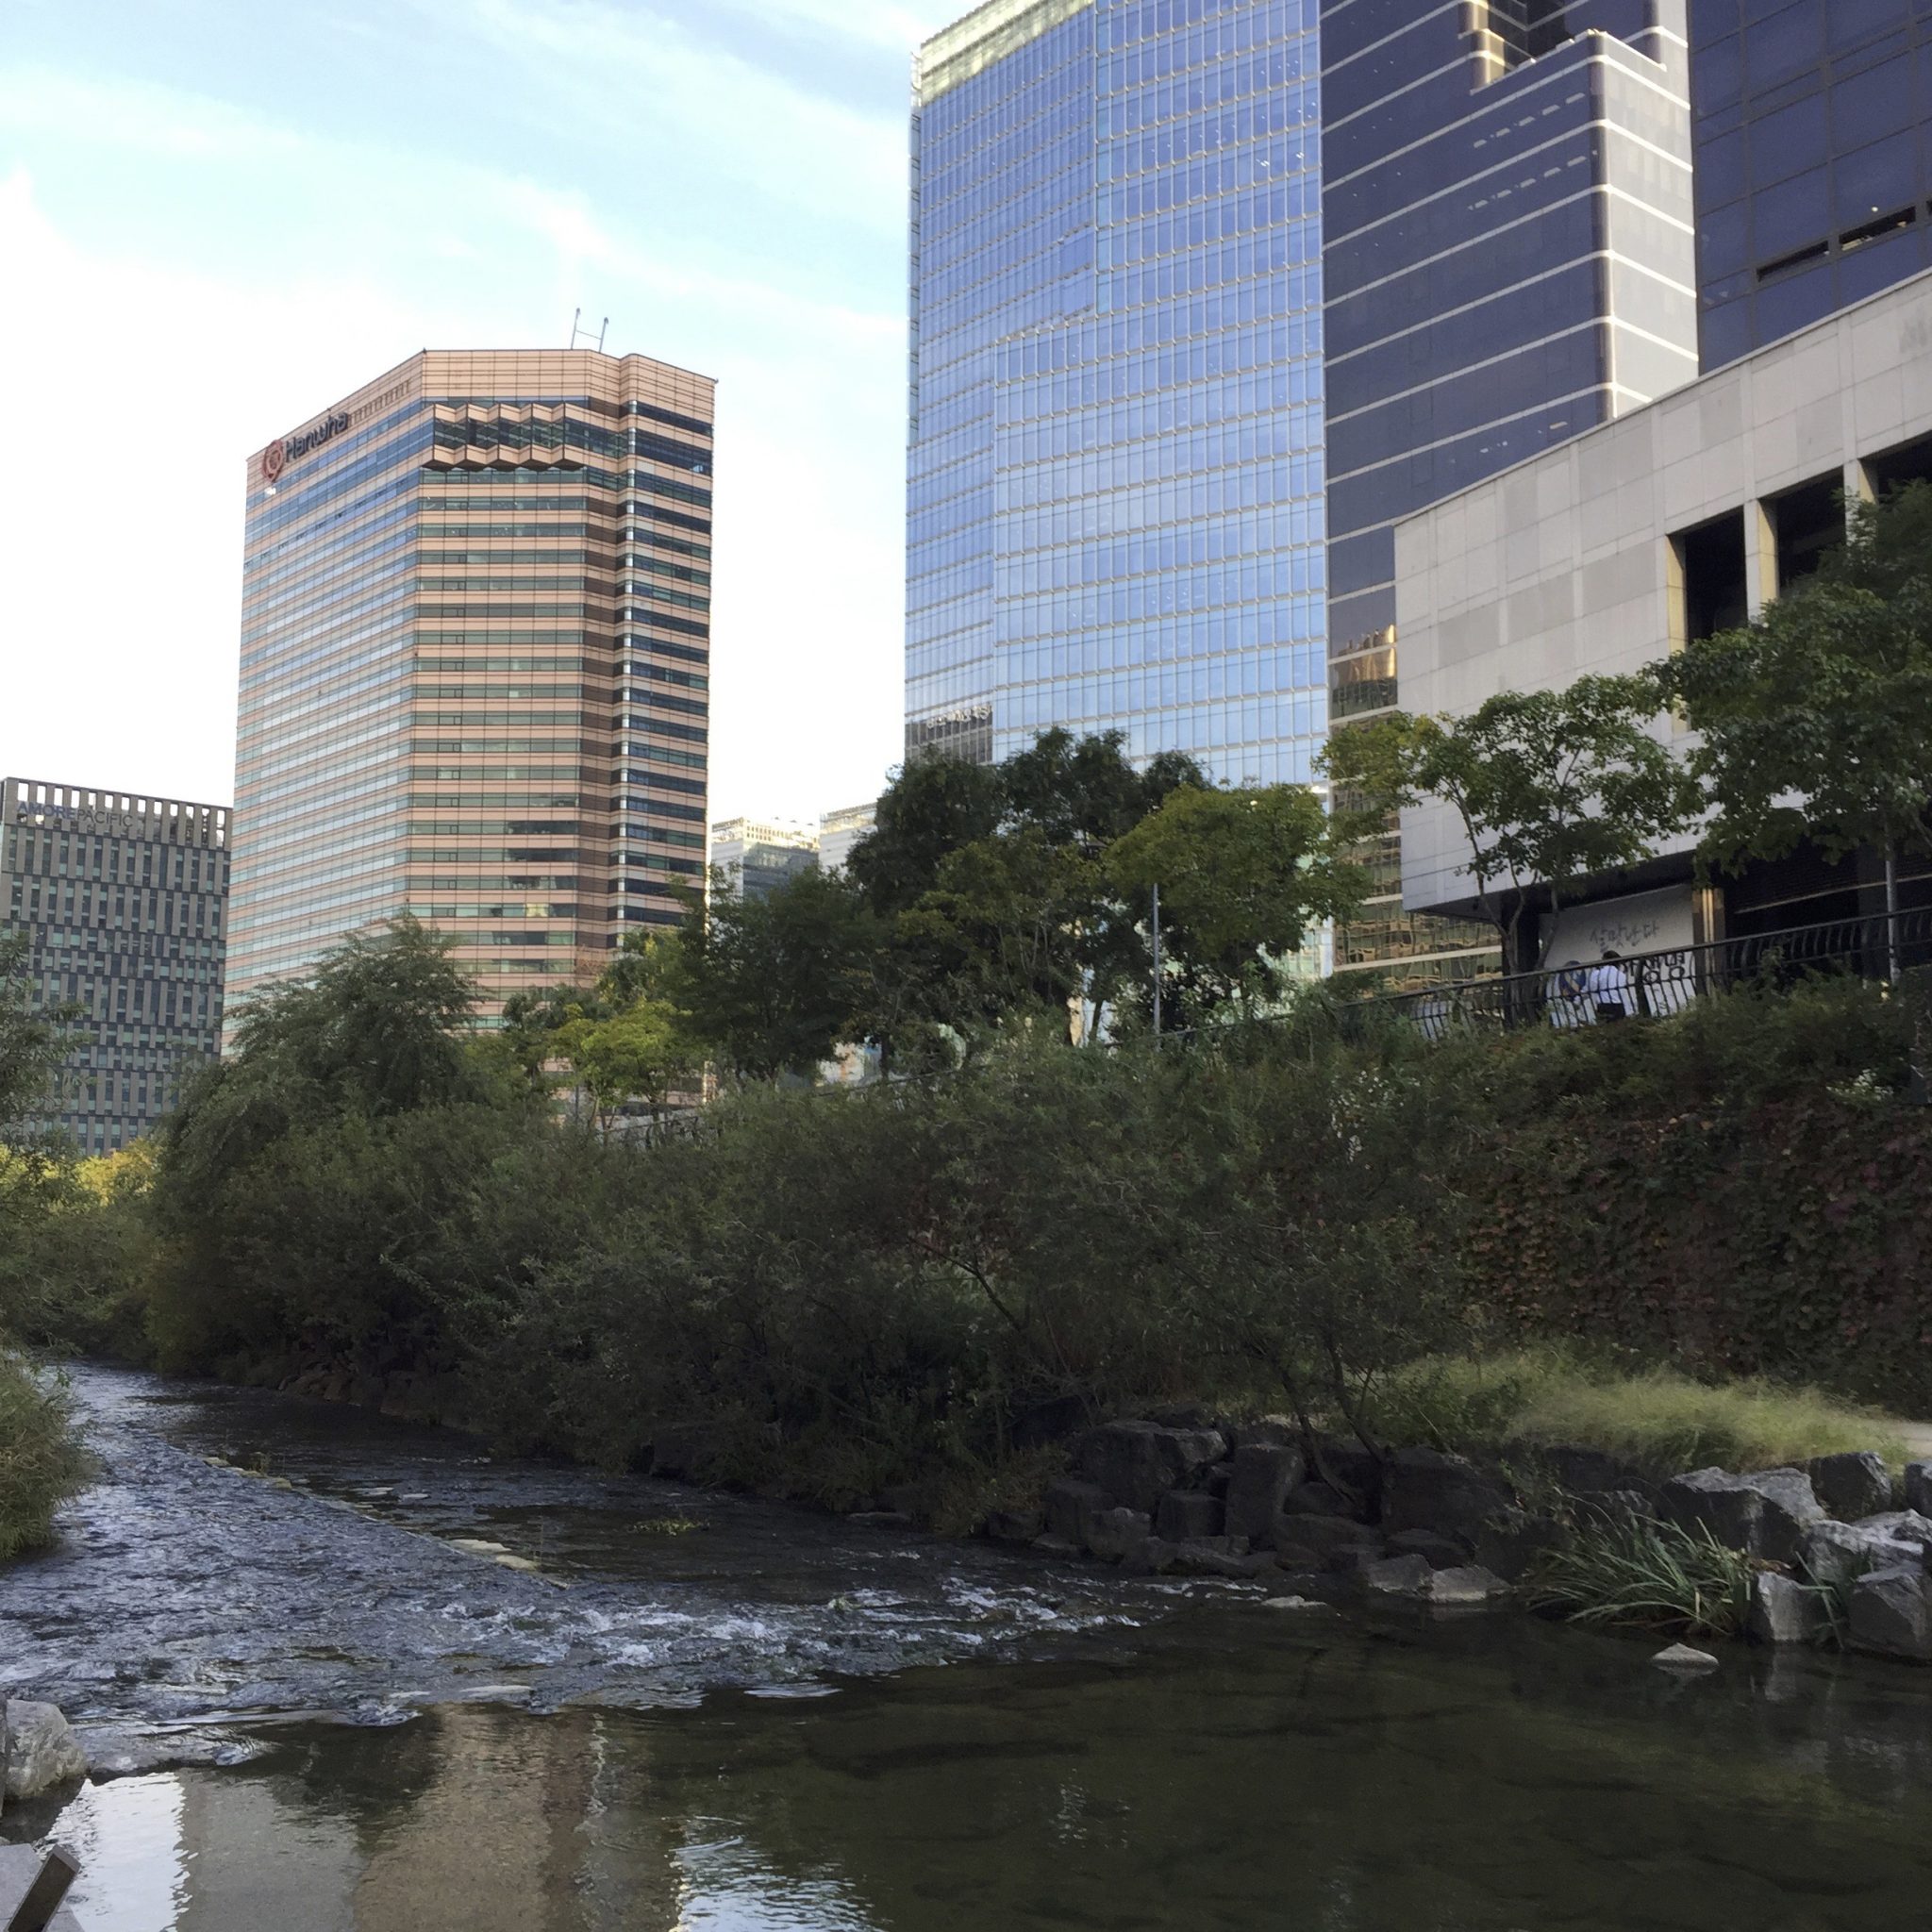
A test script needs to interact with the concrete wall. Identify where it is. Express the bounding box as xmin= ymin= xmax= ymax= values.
xmin=1393 ymin=267 xmax=1932 ymax=917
